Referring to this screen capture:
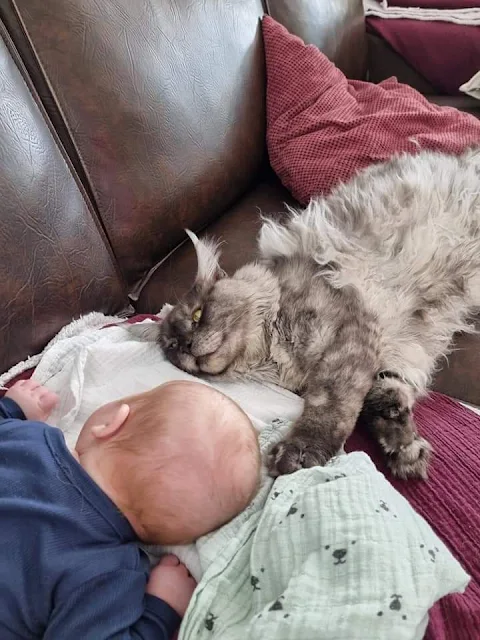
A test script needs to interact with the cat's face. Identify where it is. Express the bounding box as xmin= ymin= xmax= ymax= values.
xmin=159 ymin=232 xmax=253 ymax=375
